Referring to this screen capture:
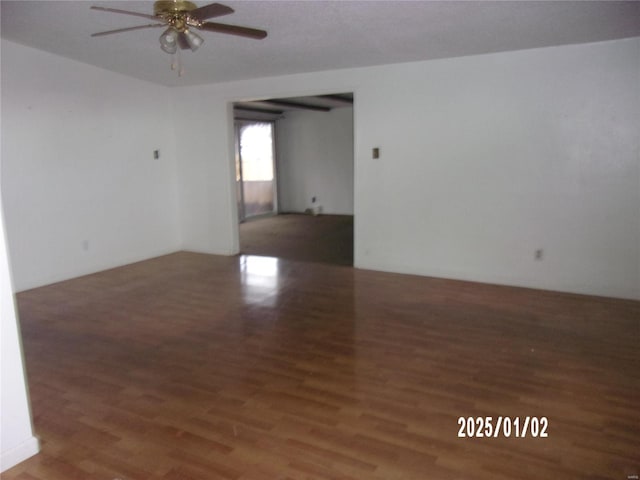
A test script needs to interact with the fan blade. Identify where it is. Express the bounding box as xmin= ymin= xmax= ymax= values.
xmin=189 ymin=3 xmax=234 ymax=21
xmin=91 ymin=6 xmax=159 ymax=21
xmin=91 ymin=23 xmax=165 ymax=37
xmin=199 ymin=22 xmax=267 ymax=39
